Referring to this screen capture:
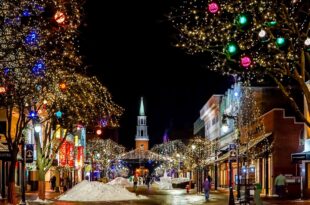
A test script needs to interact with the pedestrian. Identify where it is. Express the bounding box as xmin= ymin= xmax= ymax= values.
xmin=203 ymin=177 xmax=211 ymax=201
xmin=274 ymin=173 xmax=286 ymax=198
xmin=133 ymin=174 xmax=138 ymax=192
xmin=146 ymin=174 xmax=151 ymax=190
xmin=50 ymin=175 xmax=56 ymax=191
xmin=254 ymin=183 xmax=263 ymax=205
xmin=207 ymin=175 xmax=212 ymax=183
